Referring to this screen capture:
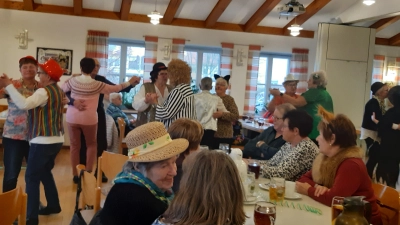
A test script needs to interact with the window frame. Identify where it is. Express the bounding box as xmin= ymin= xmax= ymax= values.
xmin=184 ymin=46 xmax=222 ymax=84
